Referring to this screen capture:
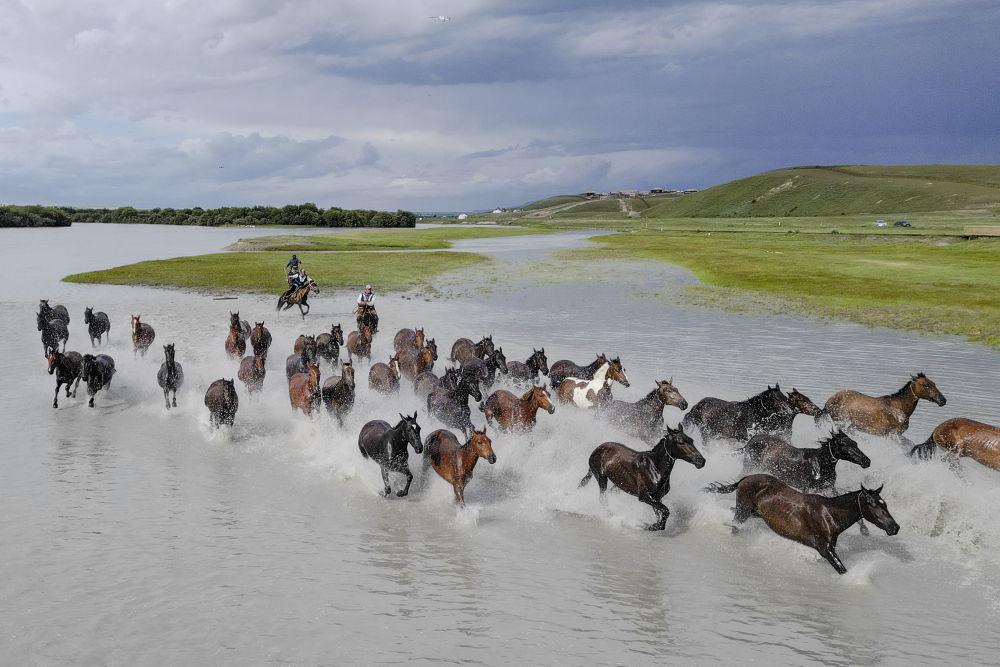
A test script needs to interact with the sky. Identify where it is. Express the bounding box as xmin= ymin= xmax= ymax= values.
xmin=1 ymin=0 xmax=998 ymax=212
